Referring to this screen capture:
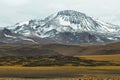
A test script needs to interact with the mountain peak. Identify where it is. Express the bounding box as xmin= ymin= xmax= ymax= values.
xmin=1 ymin=10 xmax=120 ymax=44
xmin=57 ymin=10 xmax=85 ymax=16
